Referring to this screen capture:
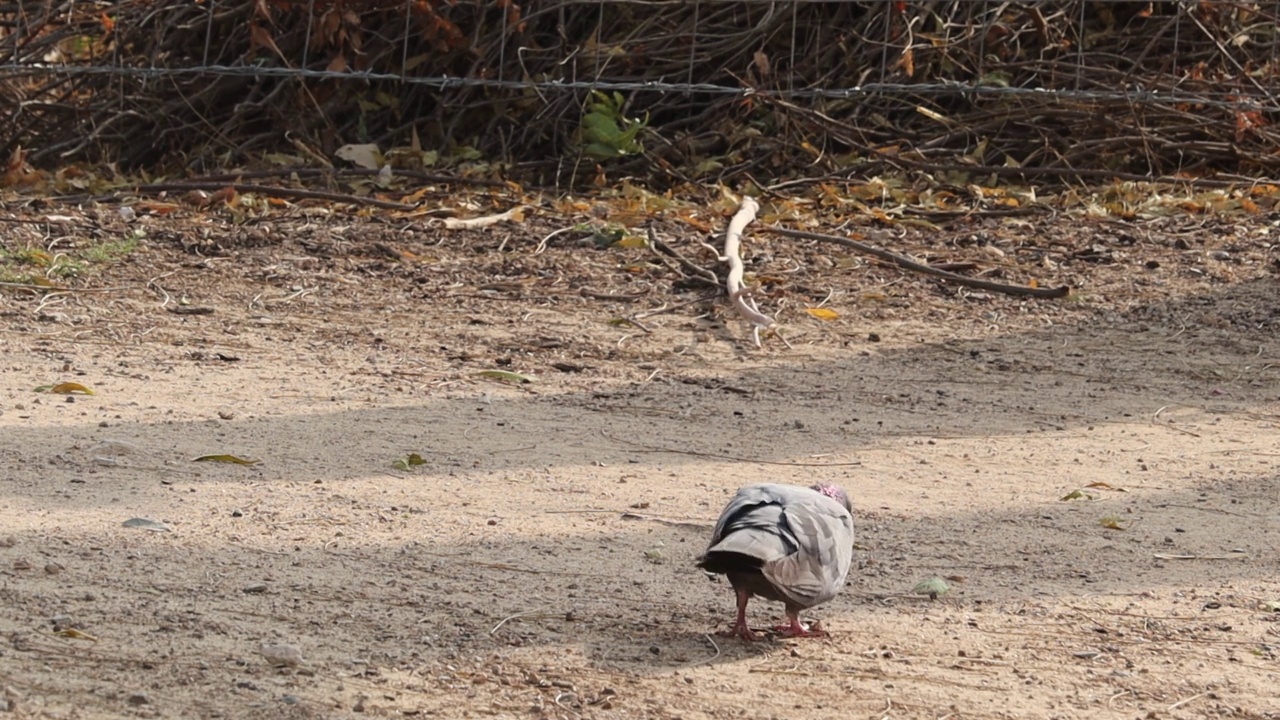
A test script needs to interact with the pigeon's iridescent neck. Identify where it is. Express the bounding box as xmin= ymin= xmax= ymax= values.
xmin=811 ymin=483 xmax=851 ymax=511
